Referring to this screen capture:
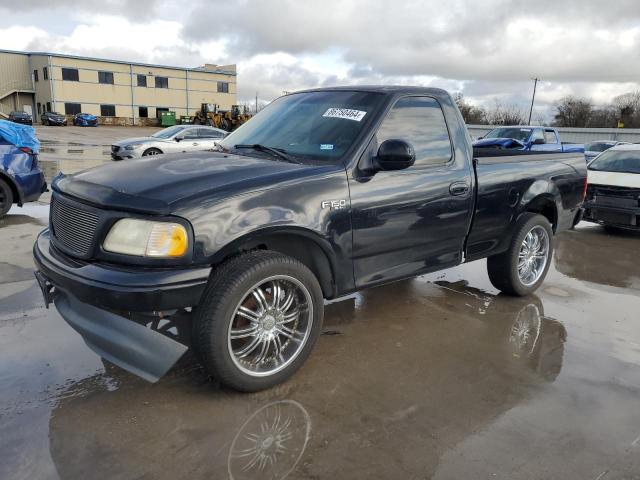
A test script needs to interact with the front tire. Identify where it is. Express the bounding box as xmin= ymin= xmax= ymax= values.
xmin=487 ymin=213 xmax=553 ymax=296
xmin=142 ymin=147 xmax=162 ymax=156
xmin=0 ymin=178 xmax=13 ymax=217
xmin=193 ymin=251 xmax=324 ymax=392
